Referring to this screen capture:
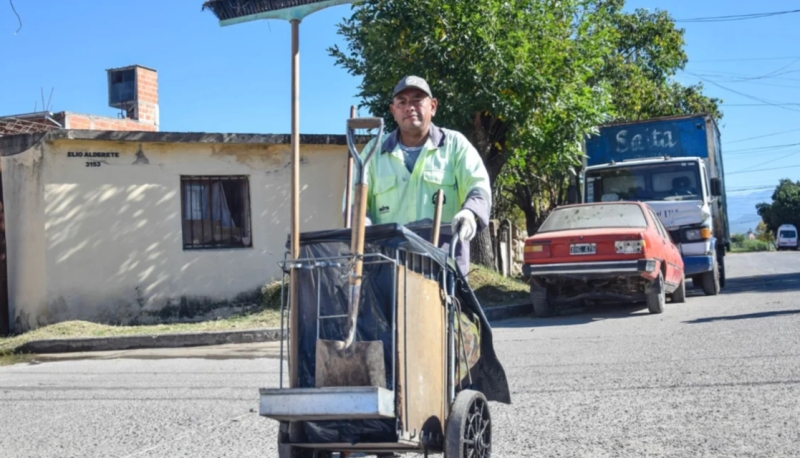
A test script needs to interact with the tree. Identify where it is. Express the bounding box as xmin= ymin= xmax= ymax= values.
xmin=756 ymin=179 xmax=800 ymax=234
xmin=755 ymin=221 xmax=775 ymax=244
xmin=497 ymin=5 xmax=724 ymax=235
xmin=329 ymin=0 xmax=619 ymax=266
xmin=600 ymin=7 xmax=723 ymax=123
